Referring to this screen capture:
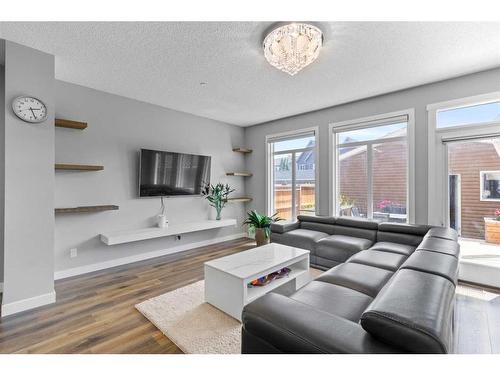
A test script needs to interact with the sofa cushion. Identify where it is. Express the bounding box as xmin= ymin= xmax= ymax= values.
xmin=347 ymin=250 xmax=407 ymax=272
xmin=300 ymin=221 xmax=336 ymax=235
xmin=297 ymin=215 xmax=336 ymax=225
xmin=241 ymin=293 xmax=399 ymax=354
xmin=271 ymin=229 xmax=329 ymax=250
xmin=270 ymin=221 xmax=300 ymax=234
xmin=315 ymin=235 xmax=373 ymax=263
xmin=377 ymin=223 xmax=429 ymax=247
xmin=333 ymin=217 xmax=378 ymax=242
xmin=376 ymin=231 xmax=423 ymax=247
xmin=316 ymin=263 xmax=393 ymax=298
xmin=401 ymin=250 xmax=459 ymax=285
xmin=335 ymin=217 xmax=379 ymax=230
xmin=425 ymin=227 xmax=458 ymax=242
xmin=417 ymin=237 xmax=460 ymax=258
xmin=314 ymin=256 xmax=341 ymax=270
xmin=297 ymin=214 xmax=336 ymax=234
xmin=369 ymin=242 xmax=416 ymax=256
xmin=378 ymin=222 xmax=431 ymax=236
xmin=360 ymin=269 xmax=455 ymax=353
xmin=290 ymin=281 xmax=373 ymax=322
